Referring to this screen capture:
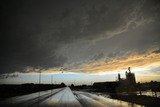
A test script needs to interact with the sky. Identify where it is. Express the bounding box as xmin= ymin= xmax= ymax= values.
xmin=0 ymin=0 xmax=160 ymax=84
